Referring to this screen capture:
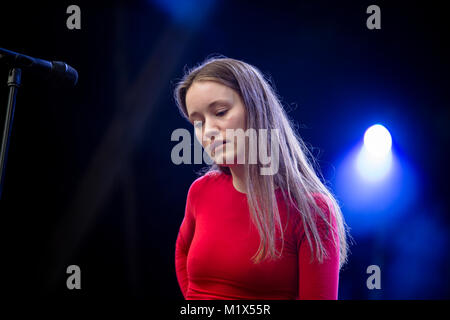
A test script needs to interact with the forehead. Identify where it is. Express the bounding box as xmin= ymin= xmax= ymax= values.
xmin=185 ymin=81 xmax=235 ymax=111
